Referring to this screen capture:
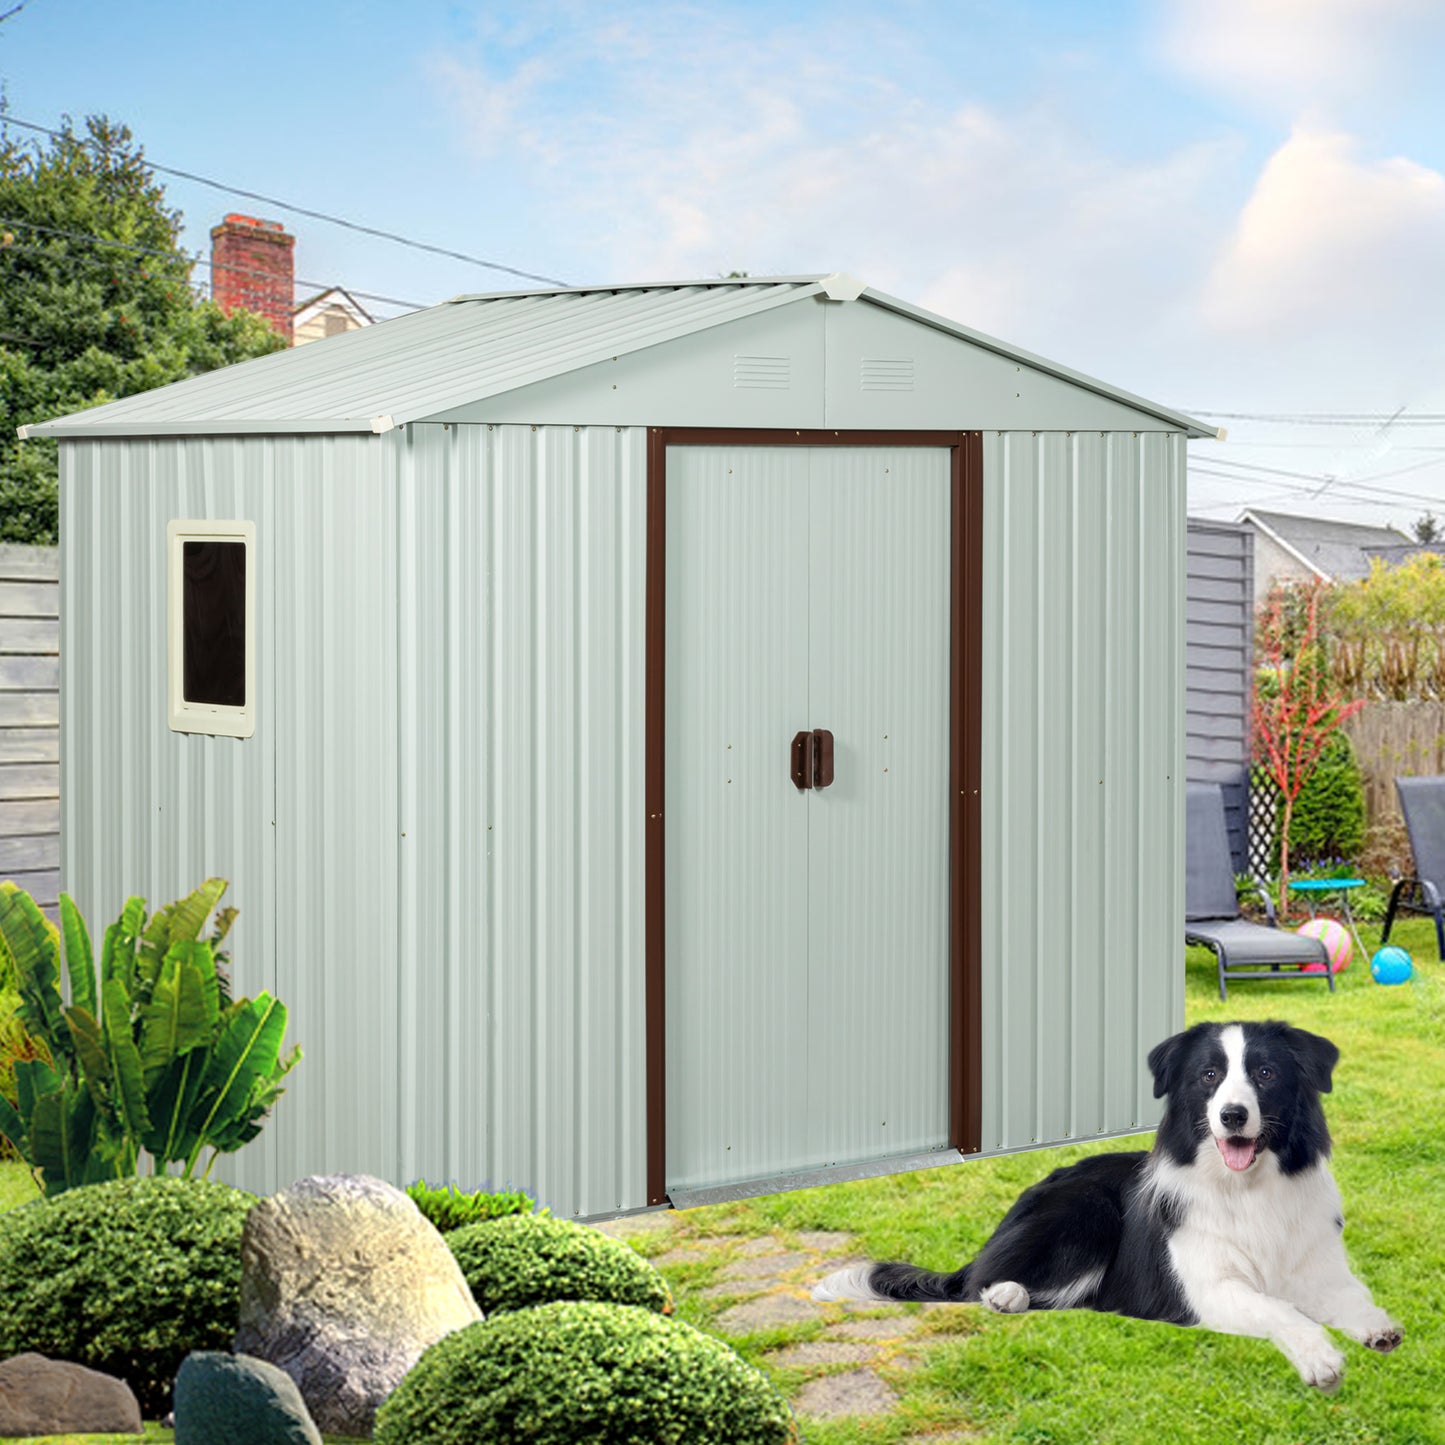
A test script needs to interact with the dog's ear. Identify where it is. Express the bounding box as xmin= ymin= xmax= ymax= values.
xmin=1285 ymin=1026 xmax=1339 ymax=1094
xmin=1147 ymin=1029 xmax=1191 ymax=1099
